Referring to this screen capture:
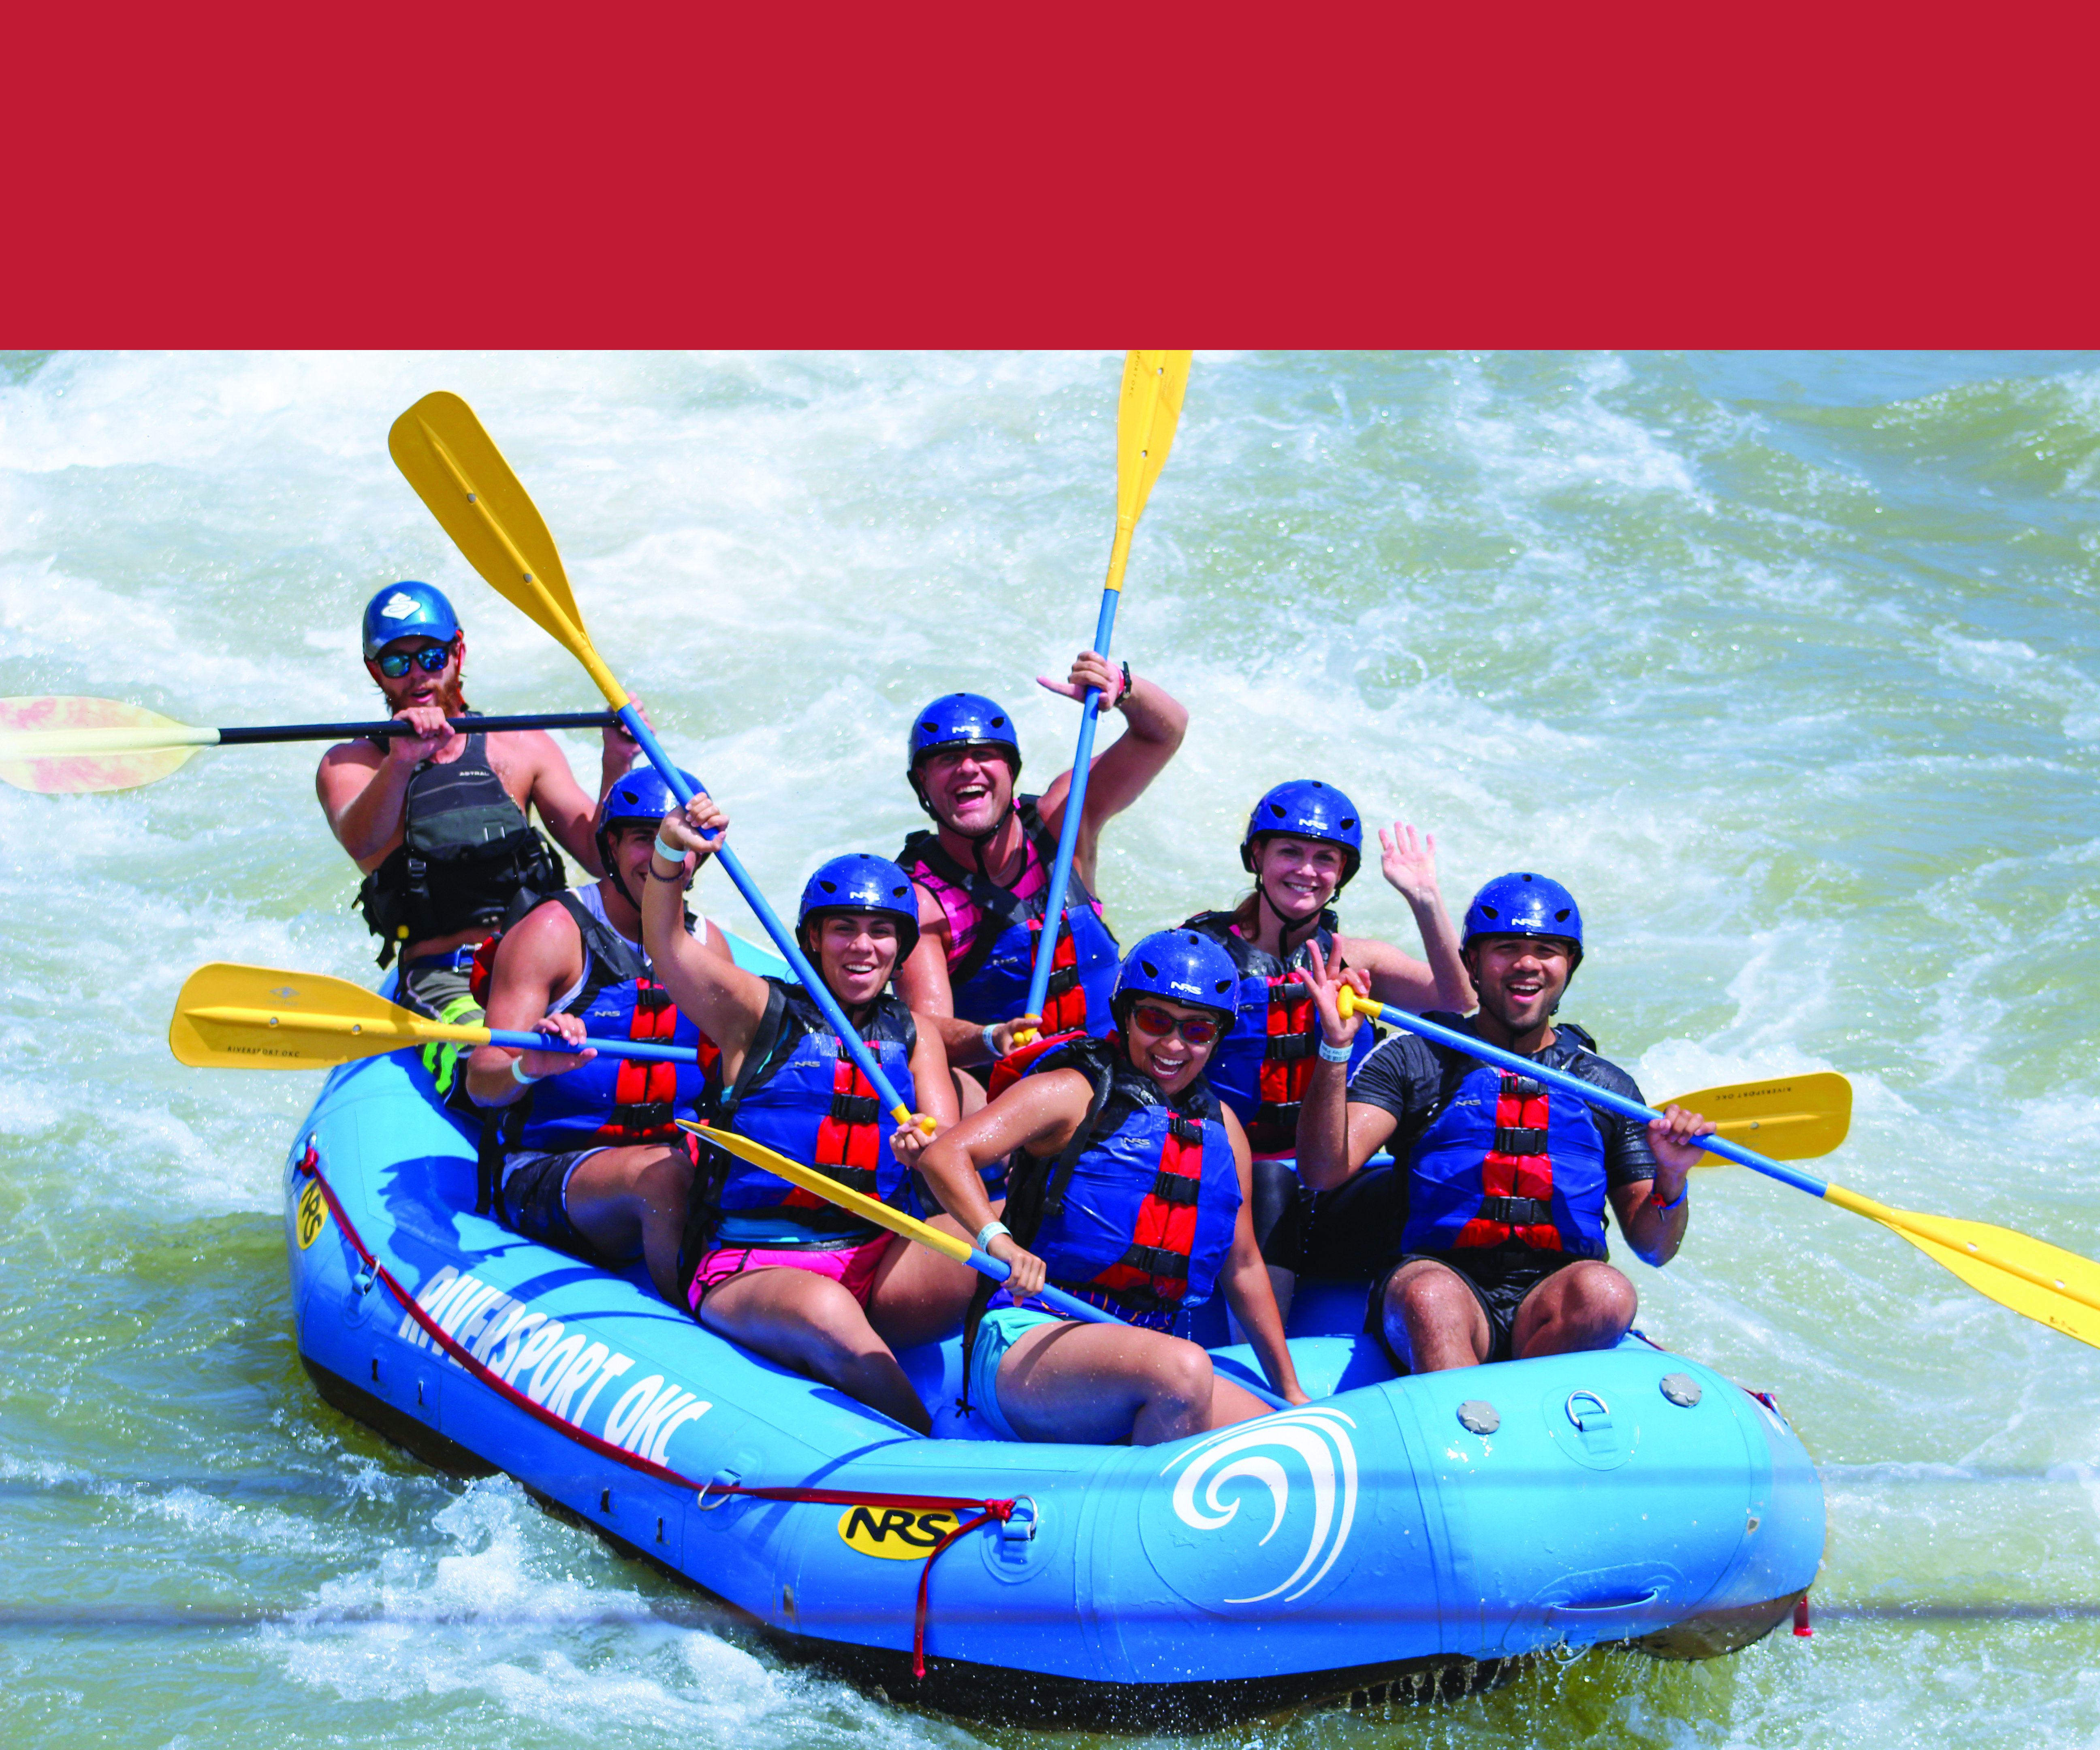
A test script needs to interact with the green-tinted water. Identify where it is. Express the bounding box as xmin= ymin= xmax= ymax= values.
xmin=4 ymin=351 xmax=2098 ymax=1746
